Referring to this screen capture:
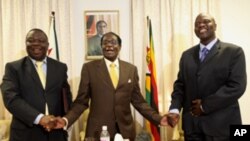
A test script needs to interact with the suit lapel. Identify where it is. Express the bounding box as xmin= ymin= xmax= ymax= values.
xmin=46 ymin=58 xmax=55 ymax=90
xmin=97 ymin=59 xmax=115 ymax=89
xmin=117 ymin=60 xmax=130 ymax=89
xmin=194 ymin=45 xmax=201 ymax=64
xmin=25 ymin=57 xmax=44 ymax=89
